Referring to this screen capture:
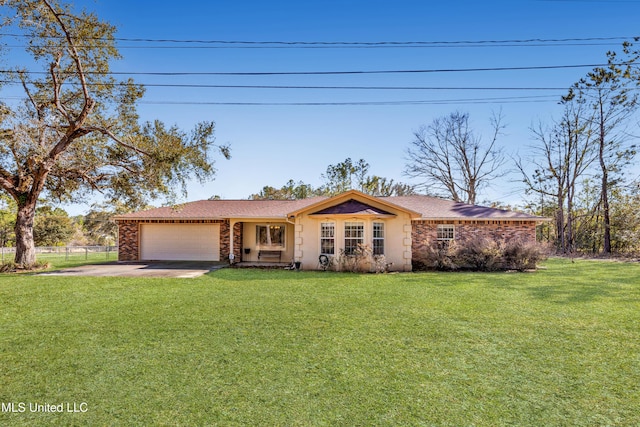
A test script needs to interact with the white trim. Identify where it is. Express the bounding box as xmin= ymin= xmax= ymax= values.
xmin=255 ymin=223 xmax=287 ymax=250
xmin=436 ymin=224 xmax=455 ymax=241
xmin=319 ymin=221 xmax=336 ymax=256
